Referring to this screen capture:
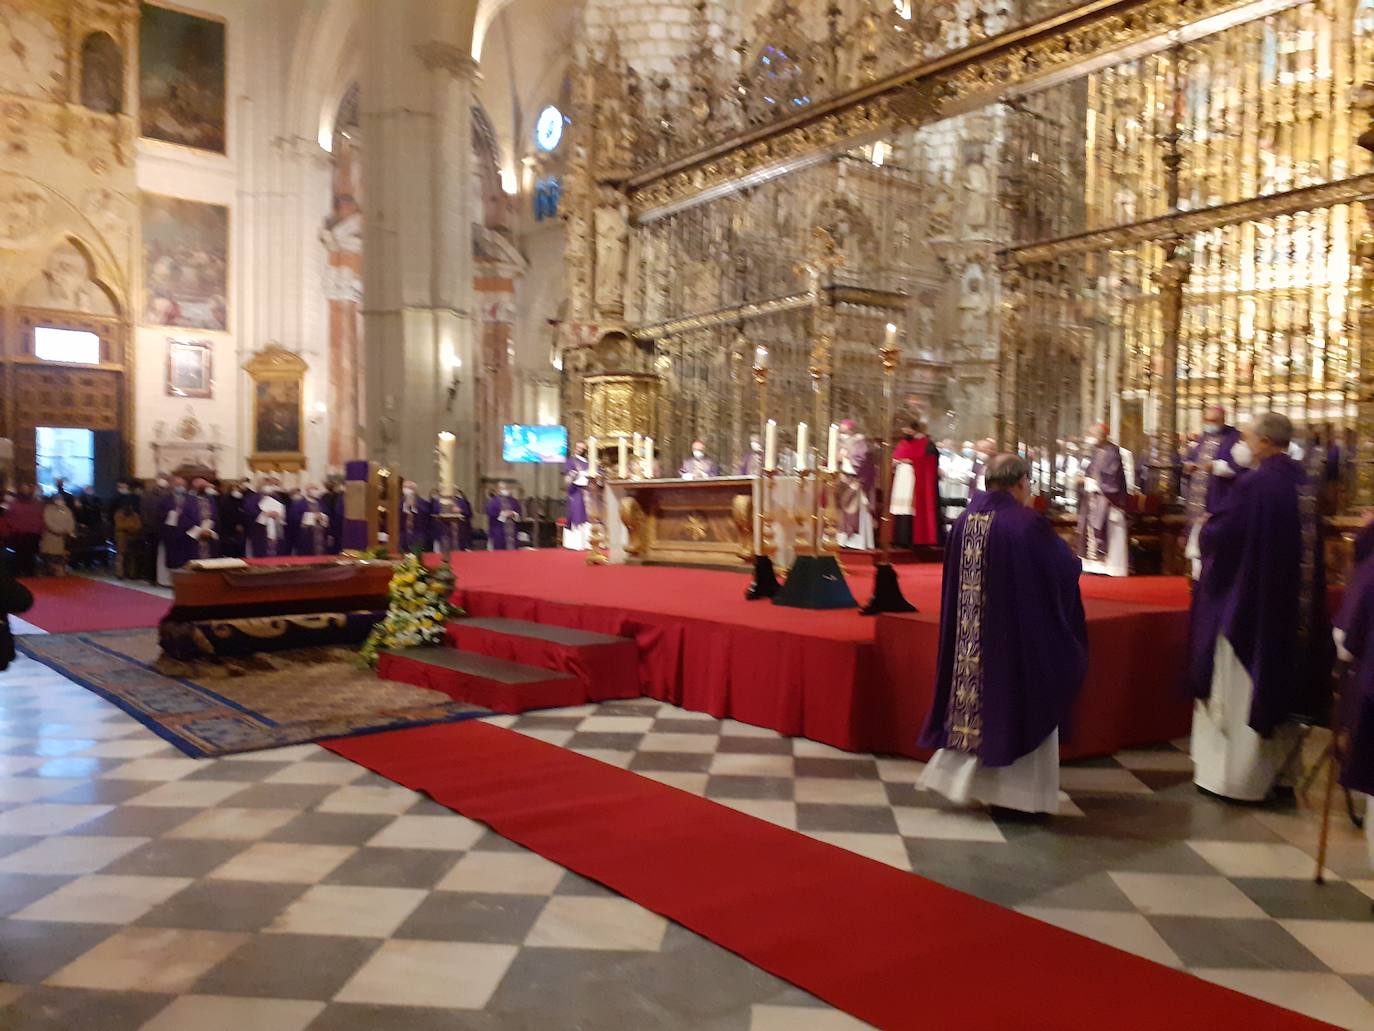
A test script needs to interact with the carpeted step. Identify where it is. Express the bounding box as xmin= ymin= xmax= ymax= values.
xmin=377 ymin=647 xmax=585 ymax=714
xmin=444 ymin=617 xmax=639 ymax=701
xmin=839 ymin=548 xmax=939 ymax=571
